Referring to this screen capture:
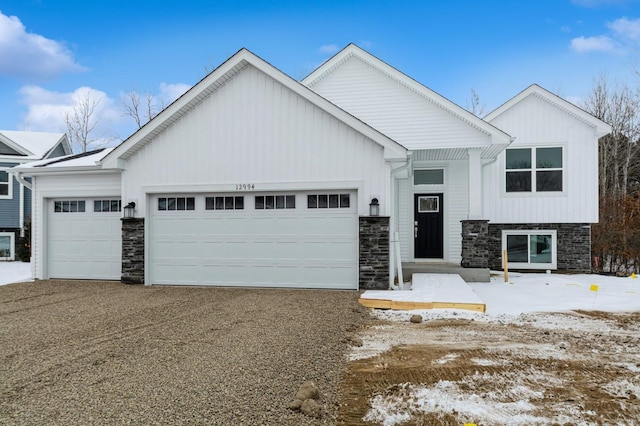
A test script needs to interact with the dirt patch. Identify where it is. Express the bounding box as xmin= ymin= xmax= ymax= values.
xmin=338 ymin=312 xmax=640 ymax=425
